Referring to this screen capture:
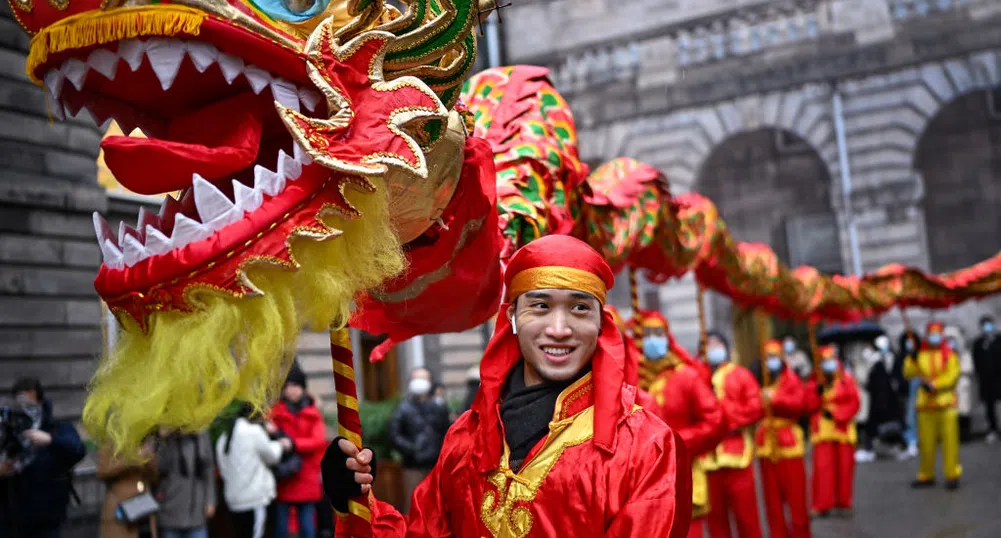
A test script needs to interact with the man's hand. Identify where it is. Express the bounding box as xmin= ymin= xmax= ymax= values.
xmin=264 ymin=421 xmax=278 ymax=436
xmin=205 ymin=504 xmax=216 ymax=519
xmin=762 ymin=388 xmax=774 ymax=403
xmin=24 ymin=430 xmax=52 ymax=447
xmin=0 ymin=460 xmax=15 ymax=477
xmin=321 ymin=437 xmax=377 ymax=512
xmin=822 ymin=410 xmax=833 ymax=421
xmin=279 ymin=438 xmax=293 ymax=452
